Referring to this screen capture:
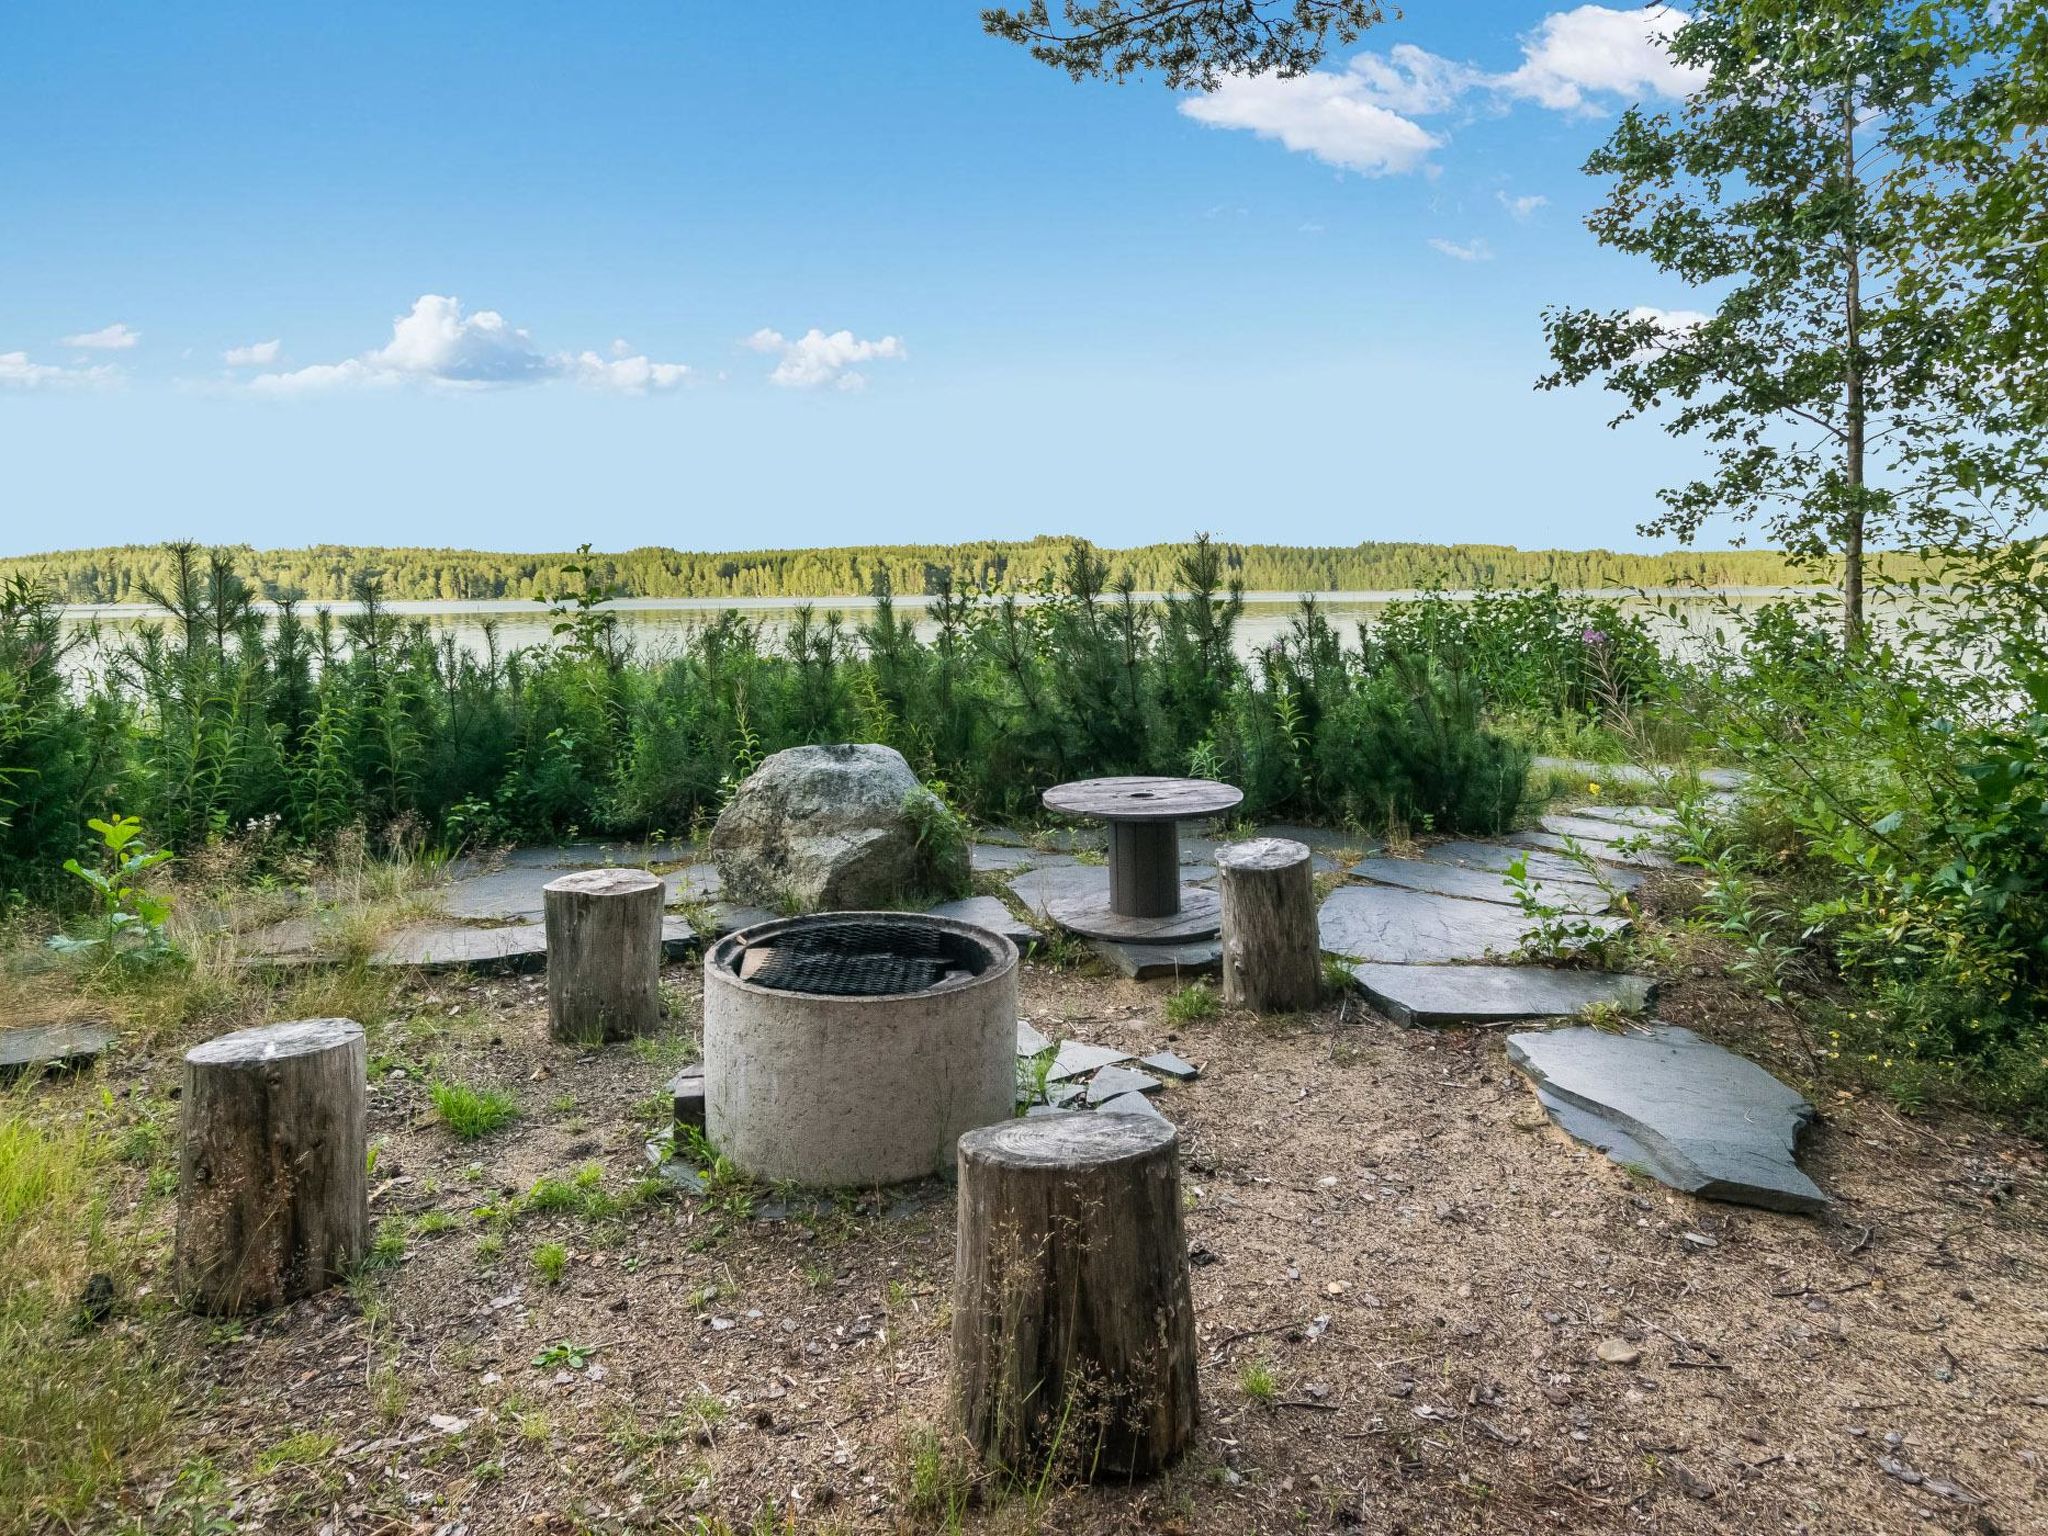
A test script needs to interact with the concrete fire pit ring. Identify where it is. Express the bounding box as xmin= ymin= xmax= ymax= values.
xmin=703 ymin=912 xmax=1019 ymax=1187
